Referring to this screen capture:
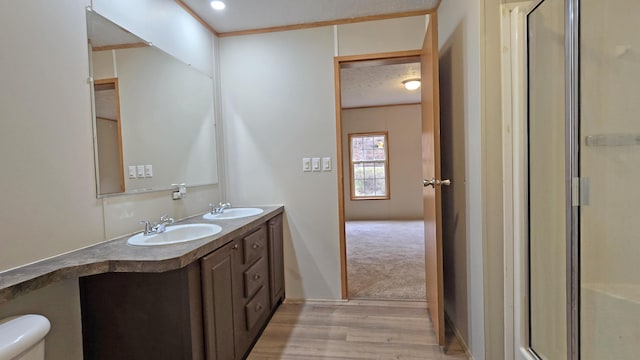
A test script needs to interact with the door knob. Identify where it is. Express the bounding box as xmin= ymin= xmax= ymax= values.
xmin=423 ymin=178 xmax=452 ymax=187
